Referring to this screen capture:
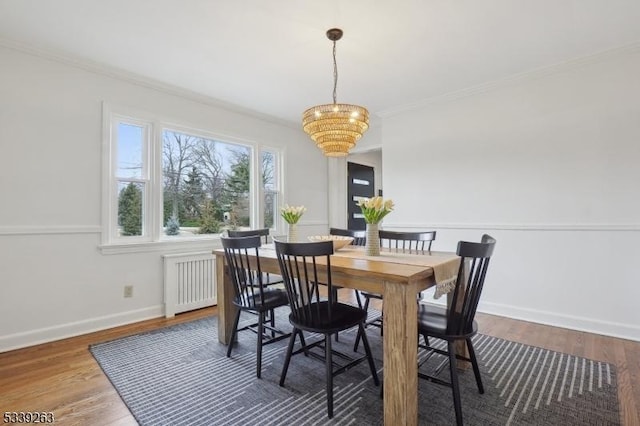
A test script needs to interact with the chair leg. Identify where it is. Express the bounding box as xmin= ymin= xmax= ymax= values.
xmin=359 ymin=323 xmax=380 ymax=386
xmin=298 ymin=330 xmax=309 ymax=356
xmin=279 ymin=328 xmax=298 ymax=387
xmin=422 ymin=333 xmax=430 ymax=347
xmin=270 ymin=308 xmax=276 ymax=338
xmin=447 ymin=341 xmax=464 ymax=426
xmin=325 ymin=334 xmax=334 ymax=418
xmin=354 ymin=290 xmax=363 ymax=309
xmin=362 ymin=296 xmax=371 ymax=325
xmin=226 ymin=310 xmax=241 ymax=358
xmin=332 ymin=288 xmax=340 ymax=343
xmin=256 ymin=311 xmax=264 ymax=378
xmin=353 ymin=296 xmax=370 ymax=352
xmin=353 ymin=325 xmax=362 ymax=352
xmin=466 ymin=338 xmax=484 ymax=394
